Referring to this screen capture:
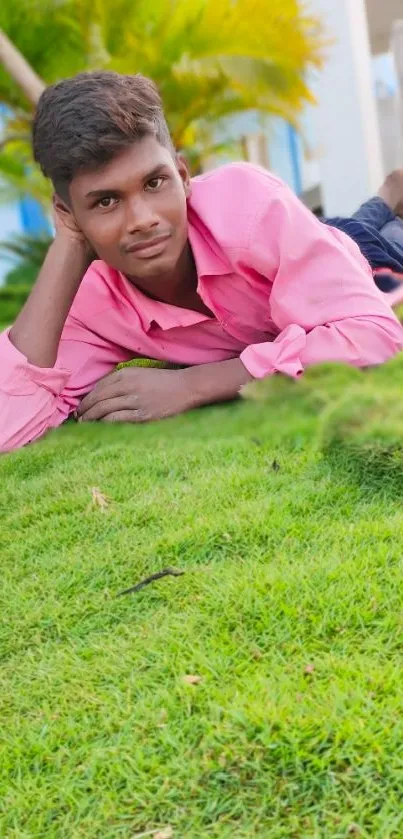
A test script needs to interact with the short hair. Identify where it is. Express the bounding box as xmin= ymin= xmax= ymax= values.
xmin=32 ymin=71 xmax=174 ymax=199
